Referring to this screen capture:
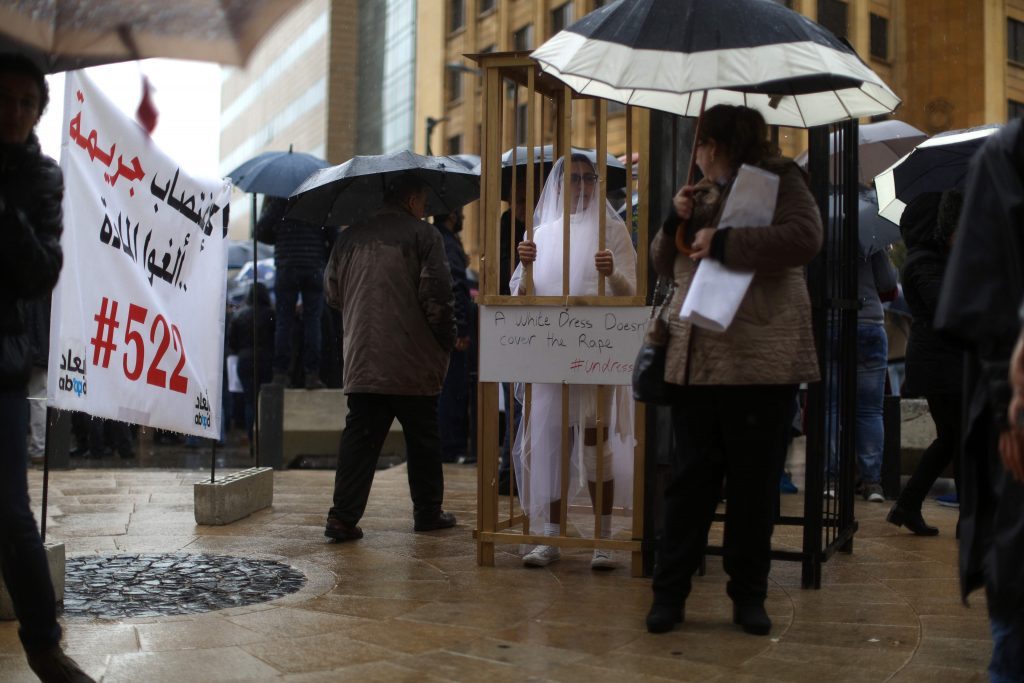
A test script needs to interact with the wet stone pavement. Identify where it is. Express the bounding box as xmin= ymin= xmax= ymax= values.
xmin=64 ymin=554 xmax=306 ymax=619
xmin=0 ymin=461 xmax=992 ymax=682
